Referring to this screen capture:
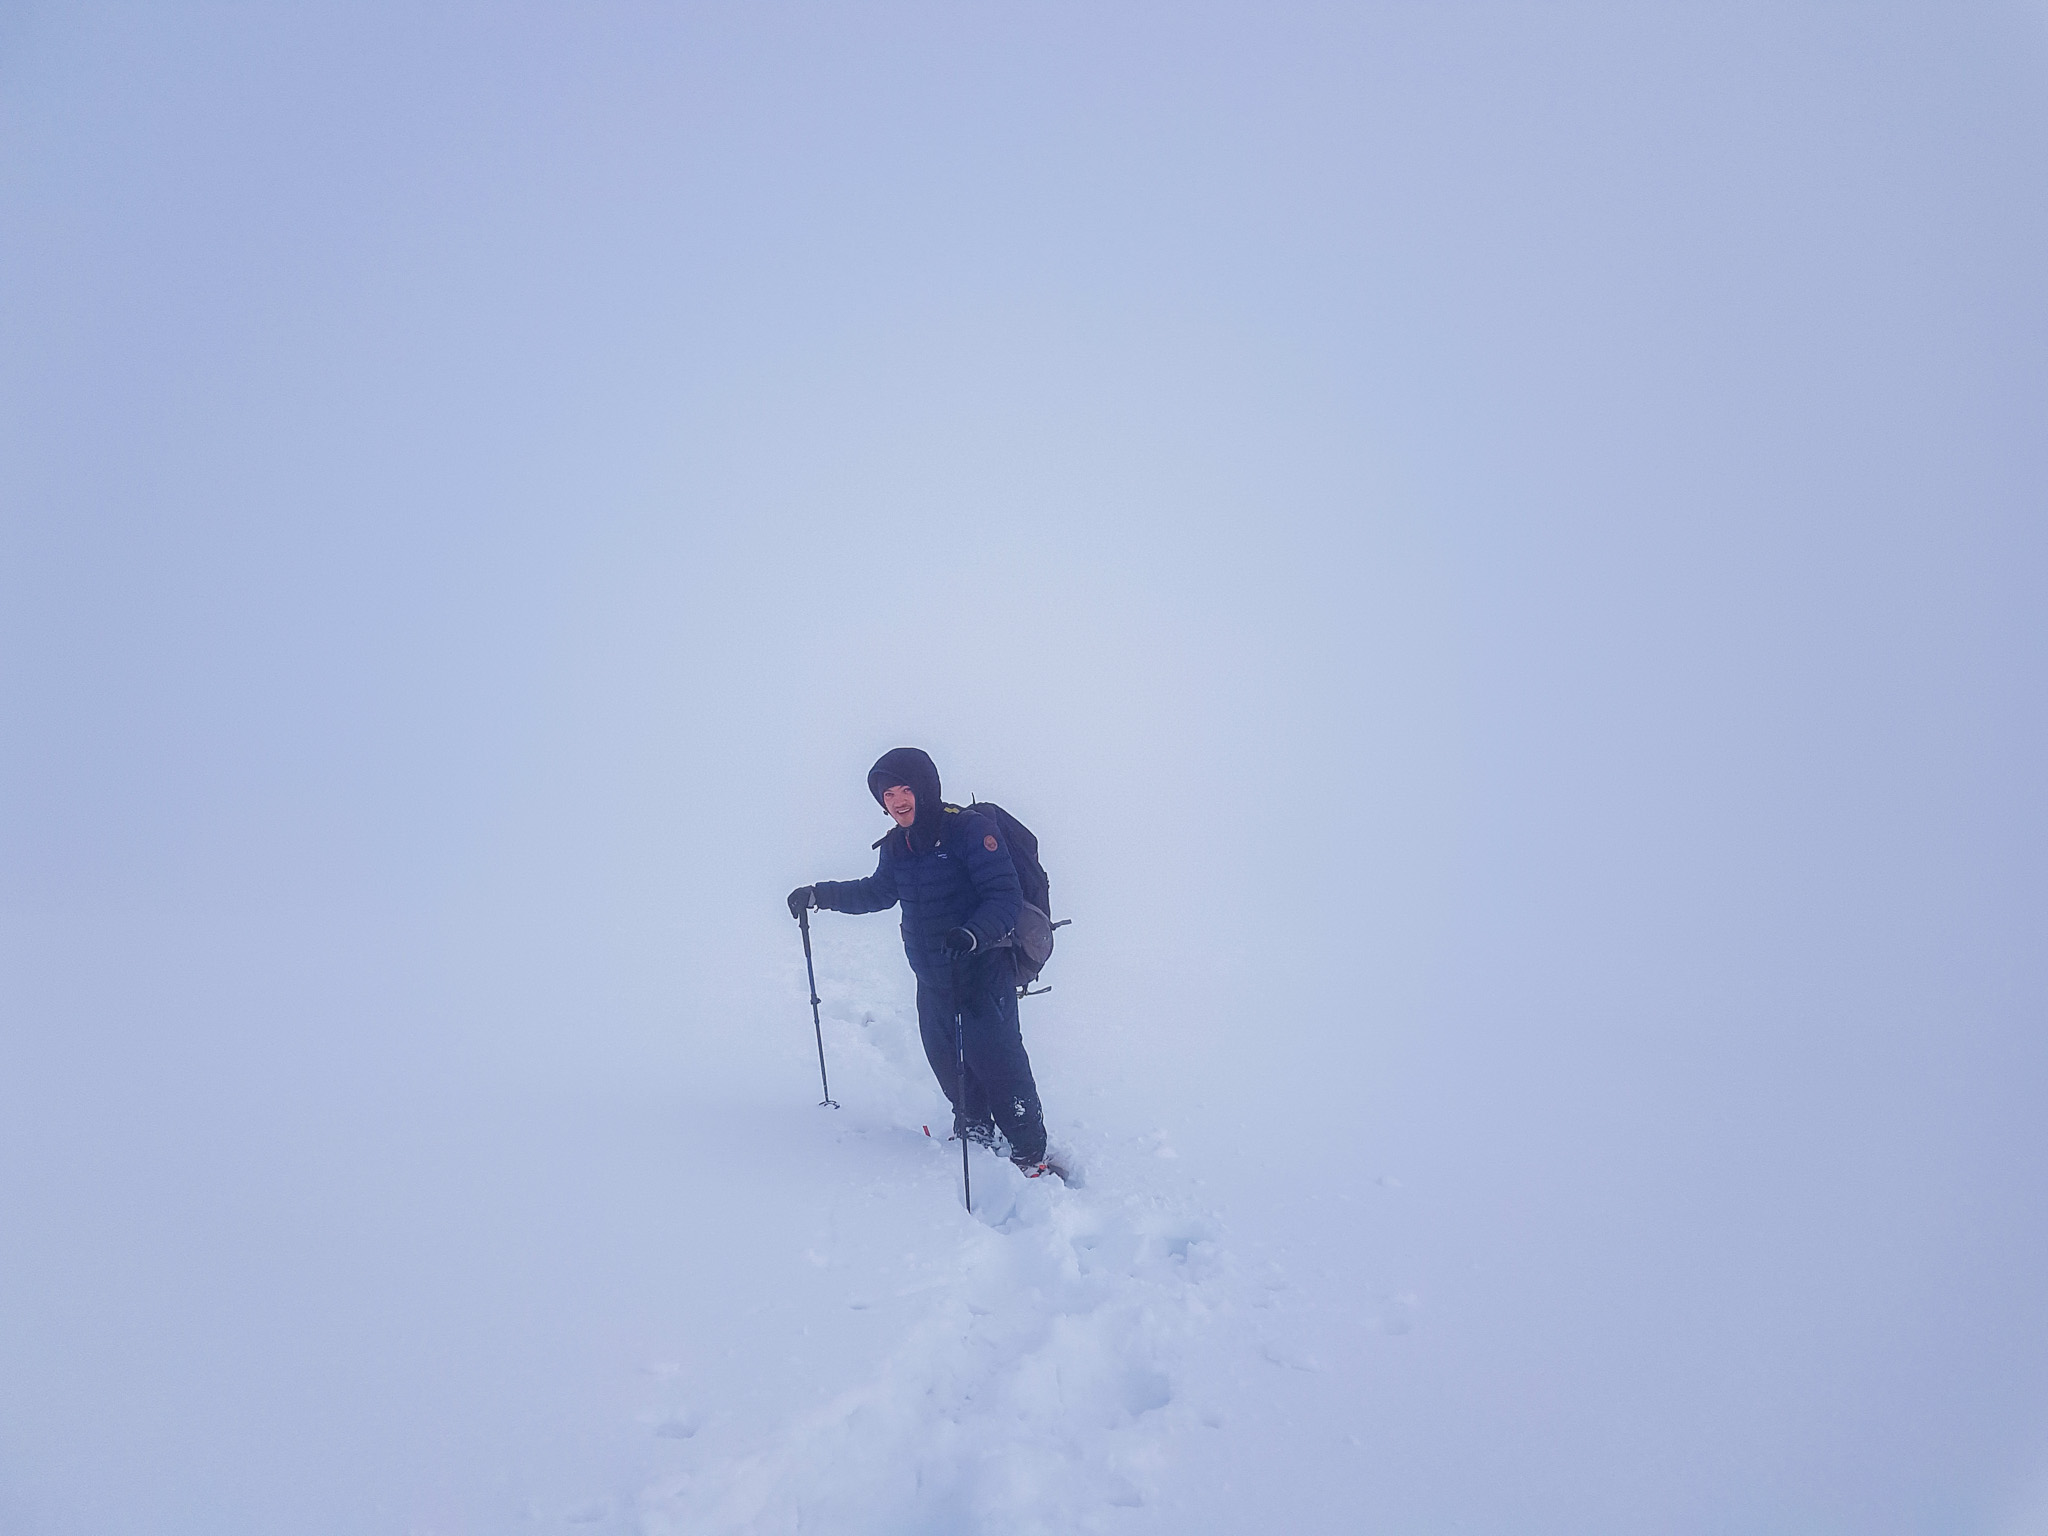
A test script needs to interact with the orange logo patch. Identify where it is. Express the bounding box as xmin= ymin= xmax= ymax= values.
xmin=984 ymin=834 xmax=999 ymax=851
